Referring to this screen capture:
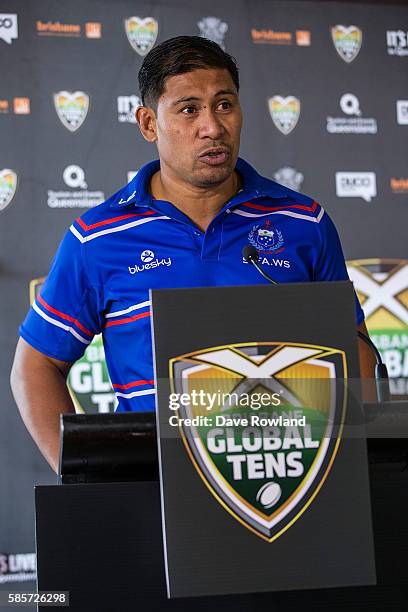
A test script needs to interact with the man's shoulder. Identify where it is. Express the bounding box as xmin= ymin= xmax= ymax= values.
xmin=76 ymin=180 xmax=139 ymax=223
xmin=70 ymin=159 xmax=161 ymax=240
xmin=237 ymin=158 xmax=323 ymax=222
xmin=68 ymin=176 xmax=157 ymax=244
